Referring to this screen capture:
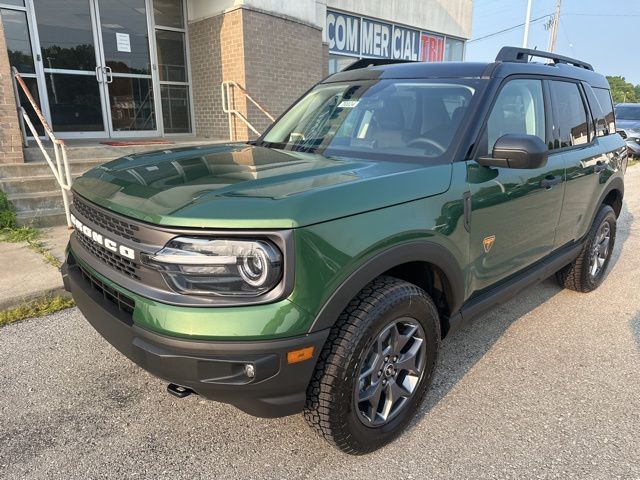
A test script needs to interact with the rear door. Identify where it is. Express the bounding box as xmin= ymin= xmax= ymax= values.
xmin=466 ymin=77 xmax=565 ymax=293
xmin=551 ymin=80 xmax=615 ymax=246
